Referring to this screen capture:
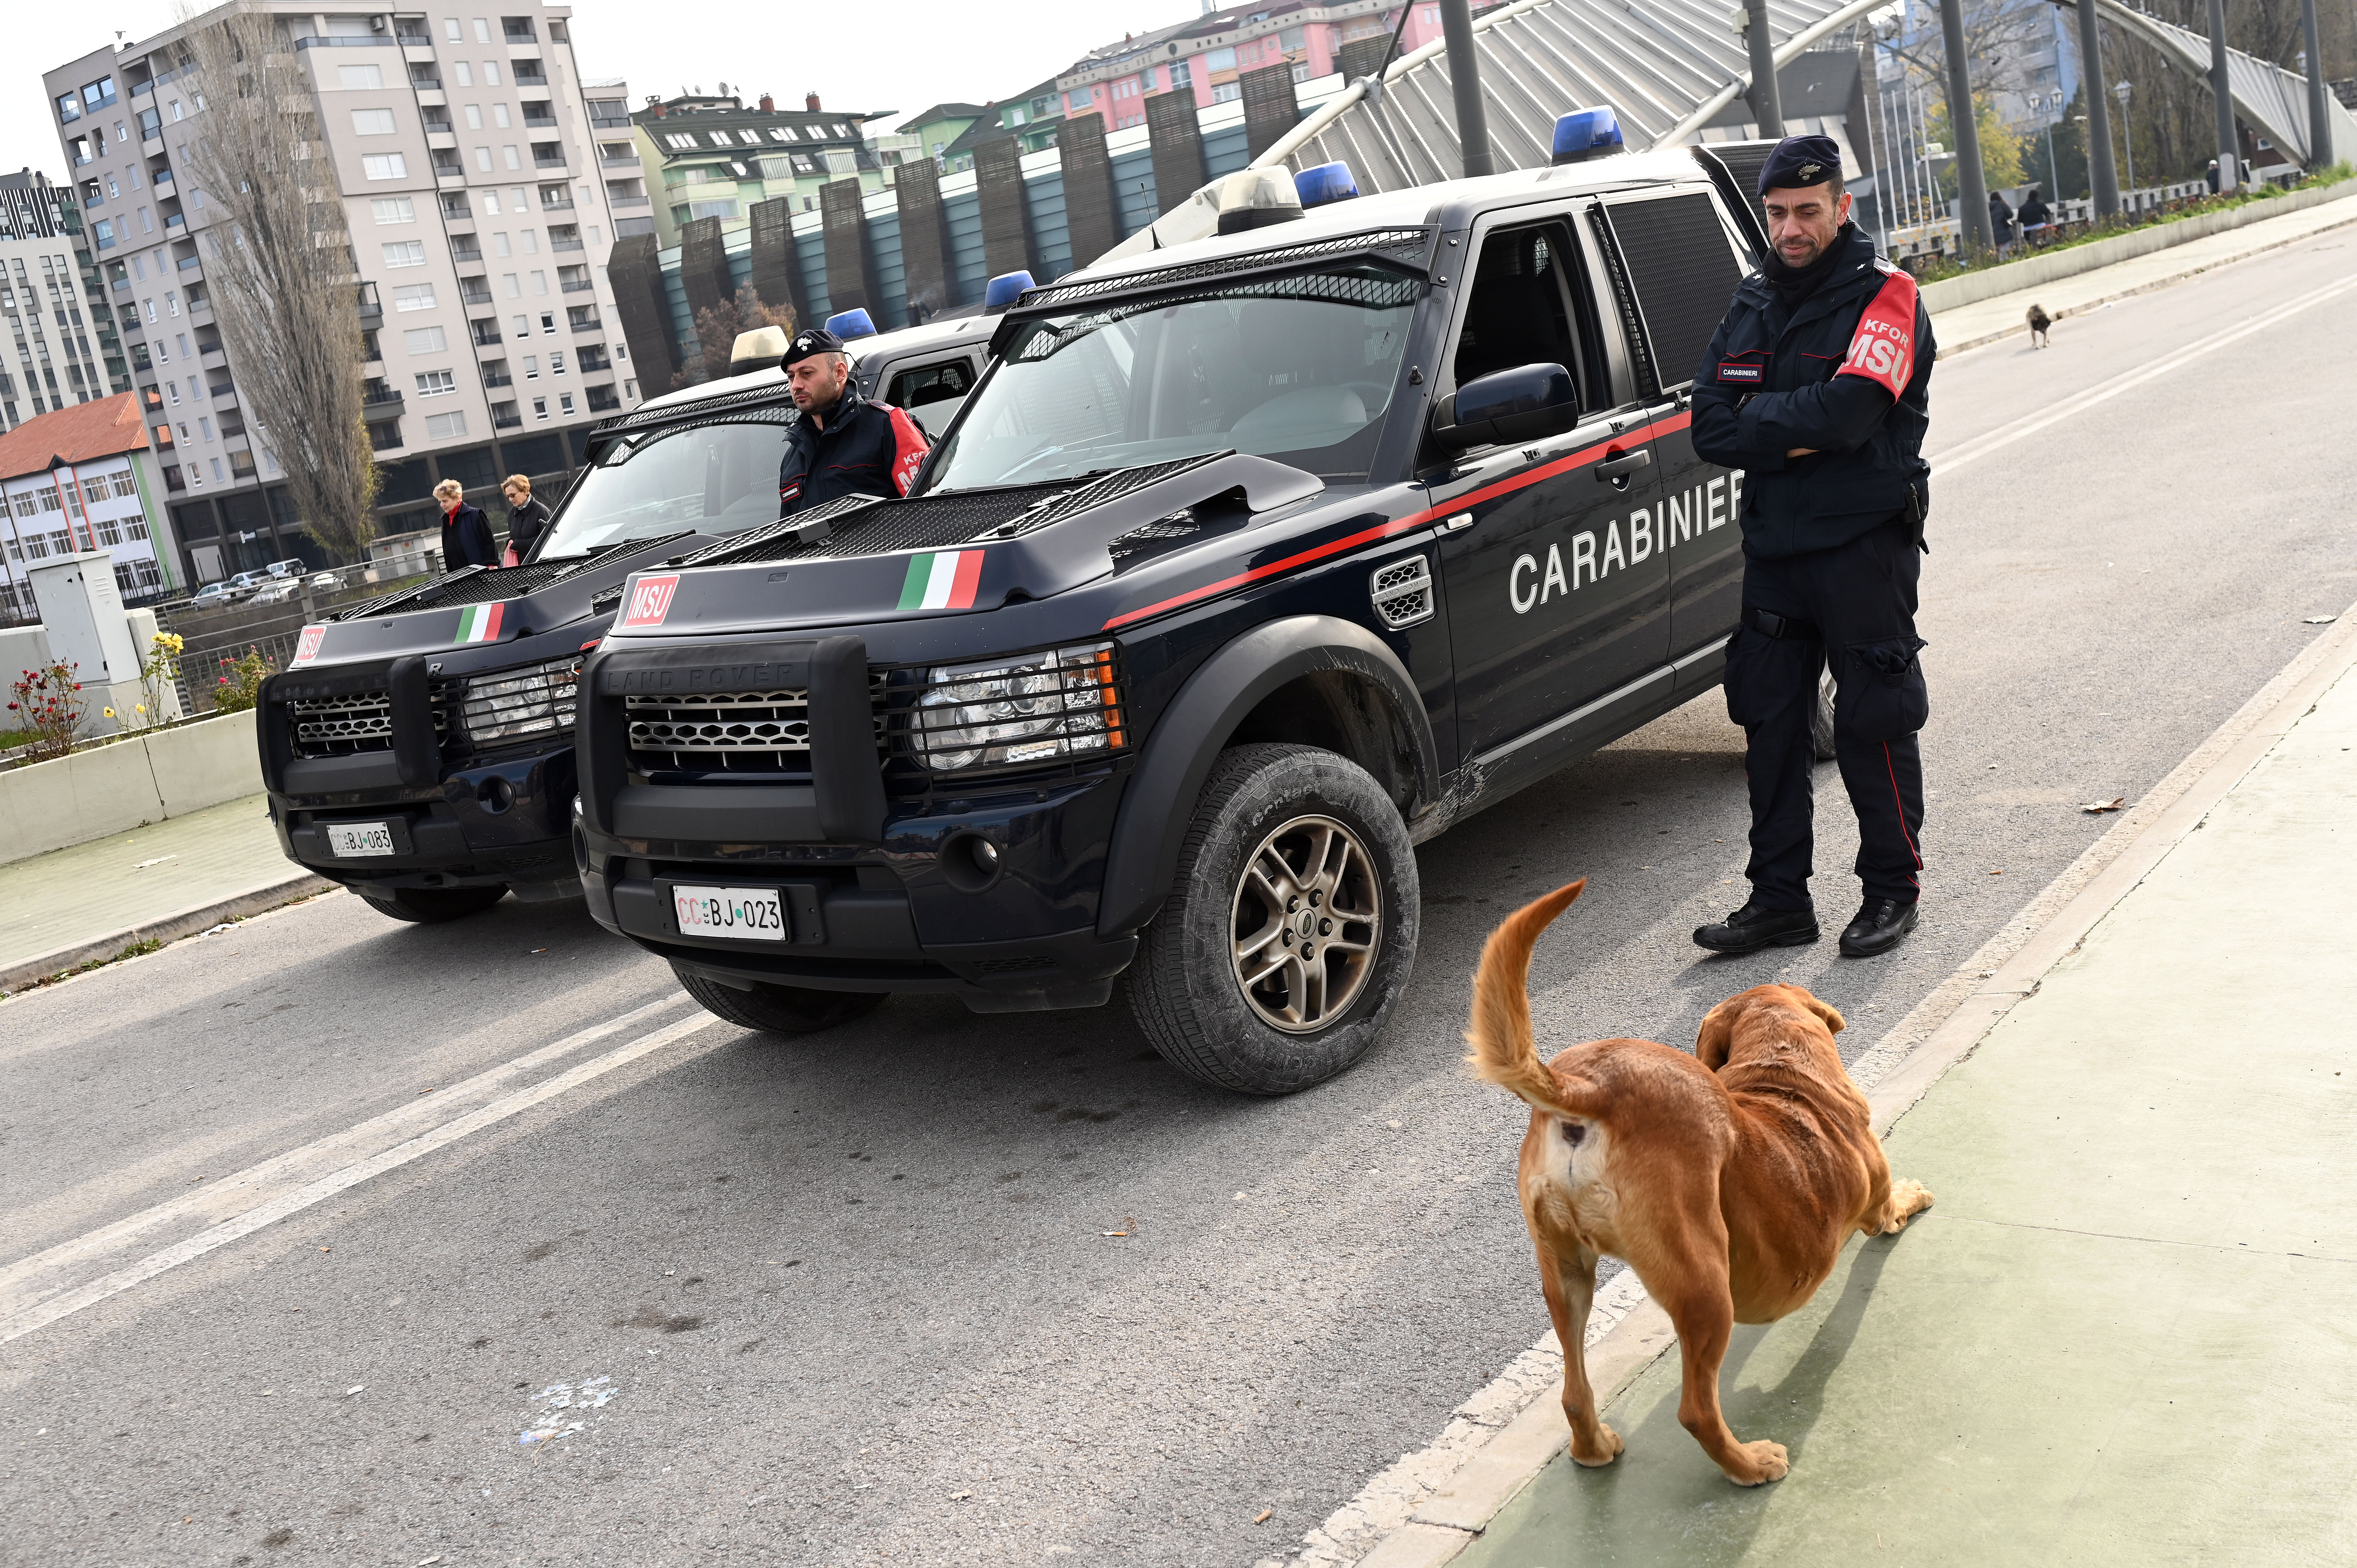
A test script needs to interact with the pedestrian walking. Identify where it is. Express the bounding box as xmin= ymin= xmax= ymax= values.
xmin=2207 ymin=159 xmax=2221 ymax=194
xmin=499 ymin=473 xmax=553 ymax=566
xmin=433 ymin=479 xmax=498 ymax=572
xmin=775 ymin=328 xmax=931 ymax=514
xmin=1988 ymin=188 xmax=2016 ymax=254
xmin=2017 ymin=187 xmax=2053 ymax=247
xmin=1688 ymin=134 xmax=1937 ymax=959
